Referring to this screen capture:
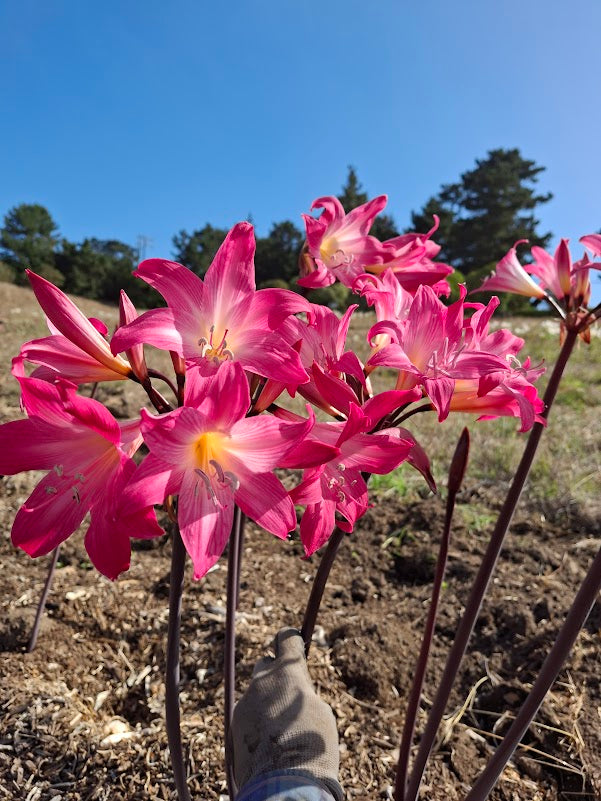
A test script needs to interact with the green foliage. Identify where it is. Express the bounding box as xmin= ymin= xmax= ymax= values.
xmin=1 ymin=203 xmax=62 ymax=285
xmin=338 ymin=165 xmax=399 ymax=240
xmin=172 ymin=223 xmax=229 ymax=277
xmin=255 ymin=220 xmax=304 ymax=287
xmin=411 ymin=148 xmax=552 ymax=312
xmin=55 ymin=238 xmax=159 ymax=307
xmin=306 ymin=282 xmax=351 ymax=310
xmin=0 ymin=260 xmax=14 ymax=283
